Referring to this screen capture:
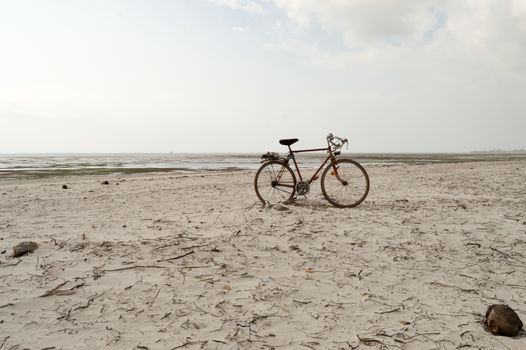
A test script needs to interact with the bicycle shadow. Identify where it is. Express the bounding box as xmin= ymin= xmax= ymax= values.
xmin=245 ymin=198 xmax=370 ymax=212
xmin=284 ymin=198 xmax=333 ymax=210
